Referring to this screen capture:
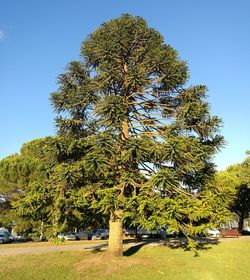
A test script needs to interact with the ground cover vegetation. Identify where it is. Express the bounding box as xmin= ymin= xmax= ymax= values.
xmin=0 ymin=15 xmax=237 ymax=256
